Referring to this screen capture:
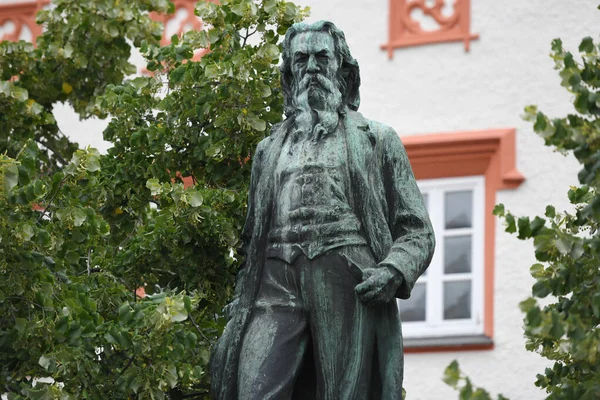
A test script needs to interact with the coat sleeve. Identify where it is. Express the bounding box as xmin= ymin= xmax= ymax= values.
xmin=377 ymin=125 xmax=435 ymax=300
